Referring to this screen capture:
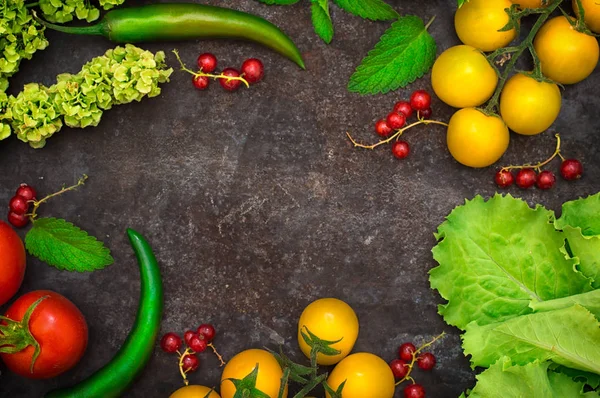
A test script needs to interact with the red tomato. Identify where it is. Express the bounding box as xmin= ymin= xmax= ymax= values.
xmin=1 ymin=290 xmax=88 ymax=379
xmin=0 ymin=220 xmax=26 ymax=306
